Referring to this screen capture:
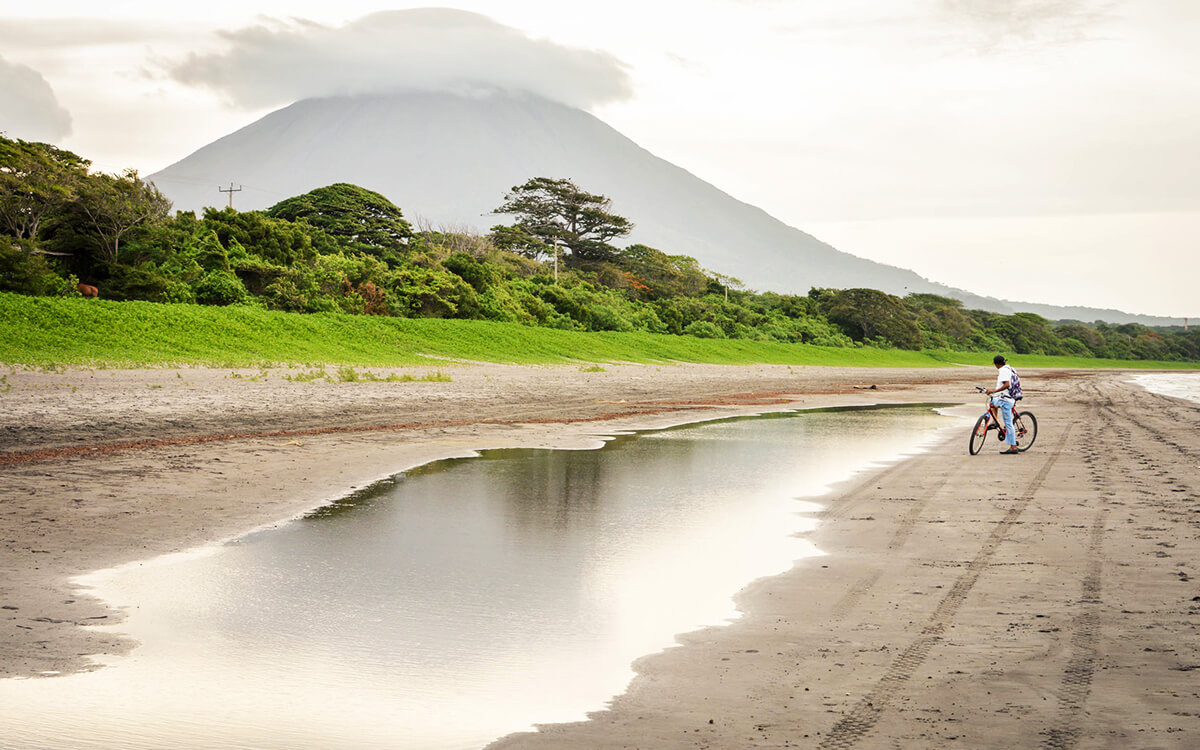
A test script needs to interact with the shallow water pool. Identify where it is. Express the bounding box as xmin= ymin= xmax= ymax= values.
xmin=0 ymin=405 xmax=957 ymax=750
